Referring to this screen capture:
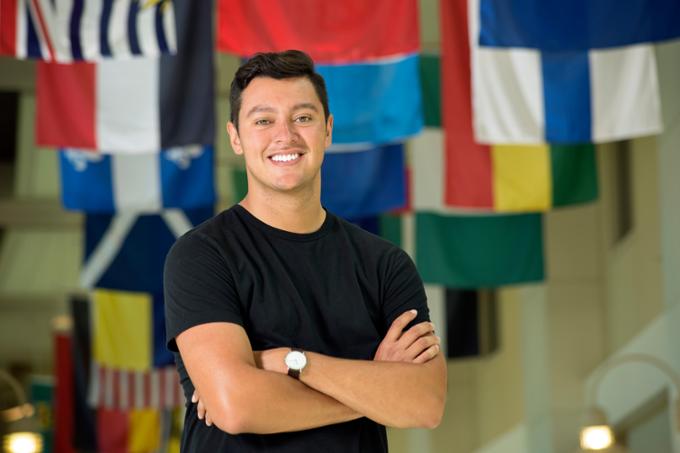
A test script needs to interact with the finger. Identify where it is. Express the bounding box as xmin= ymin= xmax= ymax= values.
xmin=404 ymin=334 xmax=440 ymax=360
xmin=197 ymin=400 xmax=206 ymax=420
xmin=413 ymin=344 xmax=440 ymax=364
xmin=205 ymin=413 xmax=212 ymax=427
xmin=398 ymin=321 xmax=435 ymax=348
xmin=191 ymin=390 xmax=198 ymax=403
xmin=384 ymin=309 xmax=418 ymax=343
xmin=405 ymin=333 xmax=440 ymax=359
